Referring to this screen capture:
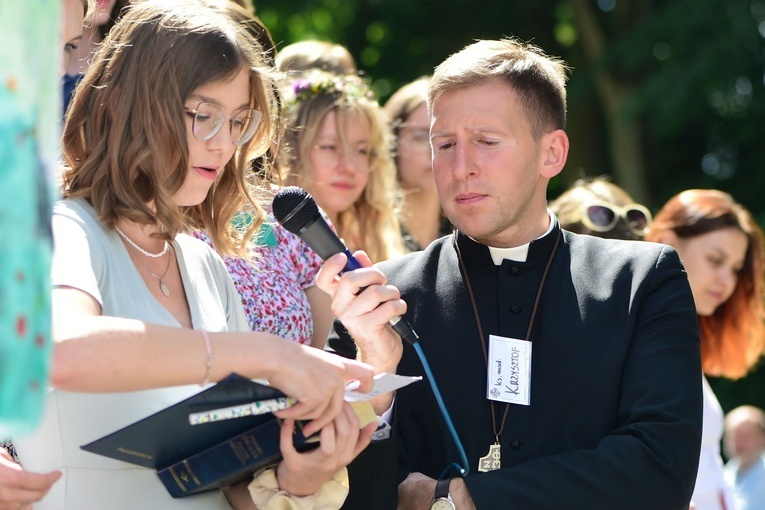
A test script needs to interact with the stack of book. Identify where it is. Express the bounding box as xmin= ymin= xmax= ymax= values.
xmin=81 ymin=372 xmax=417 ymax=498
